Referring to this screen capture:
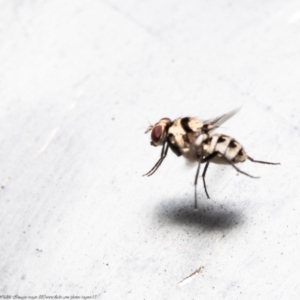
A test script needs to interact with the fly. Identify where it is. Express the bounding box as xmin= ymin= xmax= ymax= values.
xmin=144 ymin=109 xmax=280 ymax=210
